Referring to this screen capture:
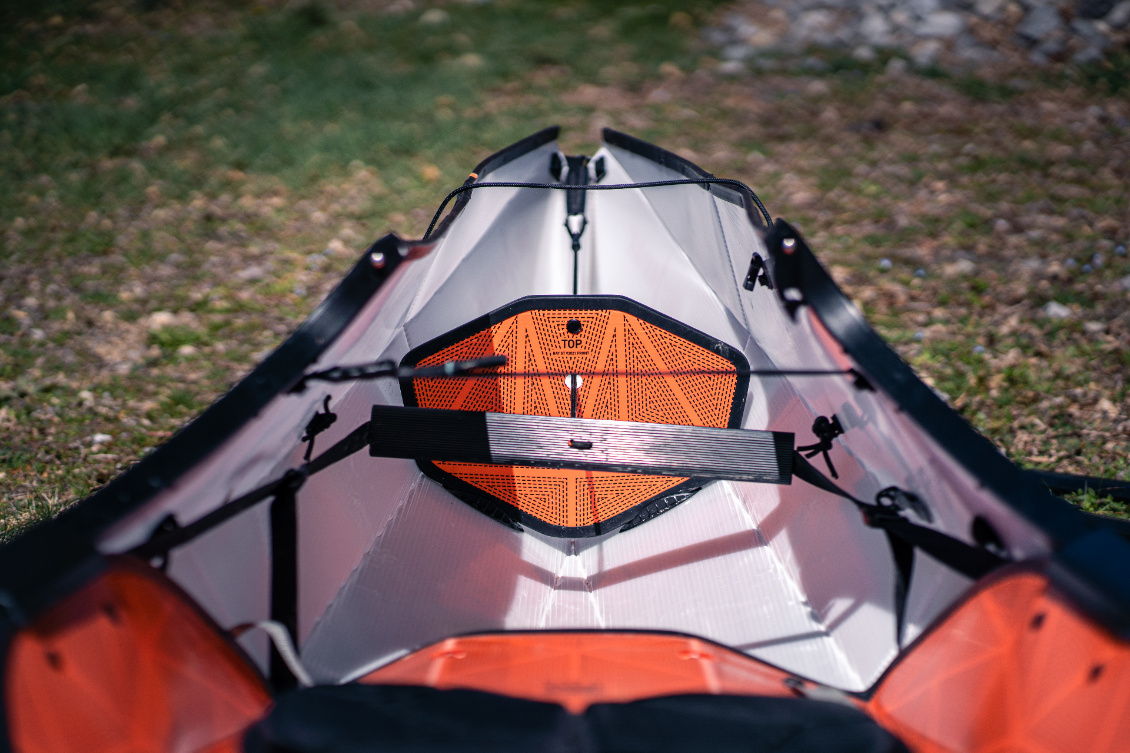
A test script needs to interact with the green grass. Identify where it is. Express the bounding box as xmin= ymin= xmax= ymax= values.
xmin=1 ymin=0 xmax=723 ymax=245
xmin=1067 ymin=487 xmax=1130 ymax=519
